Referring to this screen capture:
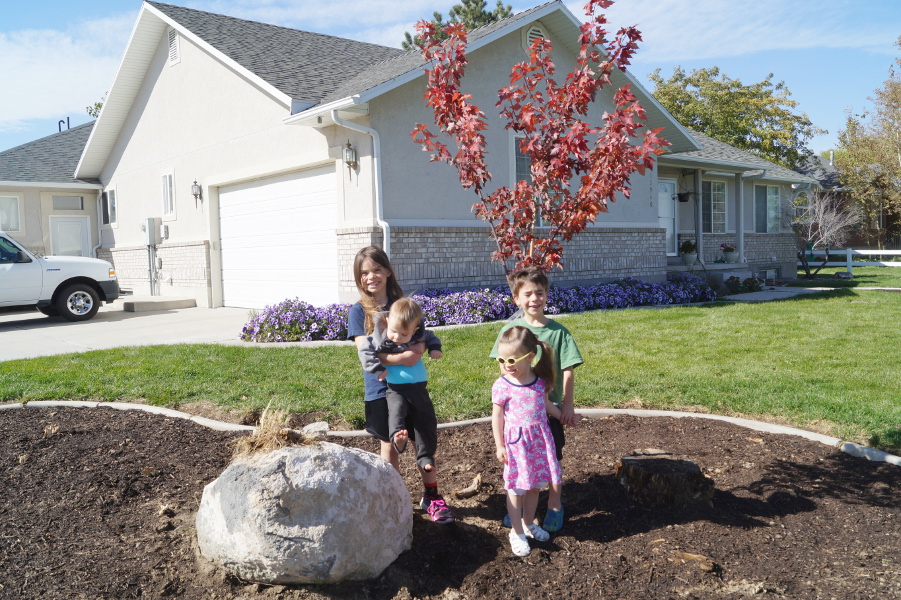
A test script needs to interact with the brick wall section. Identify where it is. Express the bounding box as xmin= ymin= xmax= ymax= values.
xmin=98 ymin=246 xmax=148 ymax=293
xmin=98 ymin=241 xmax=211 ymax=294
xmin=156 ymin=241 xmax=211 ymax=289
xmin=678 ymin=233 xmax=798 ymax=278
xmin=339 ymin=226 xmax=668 ymax=294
